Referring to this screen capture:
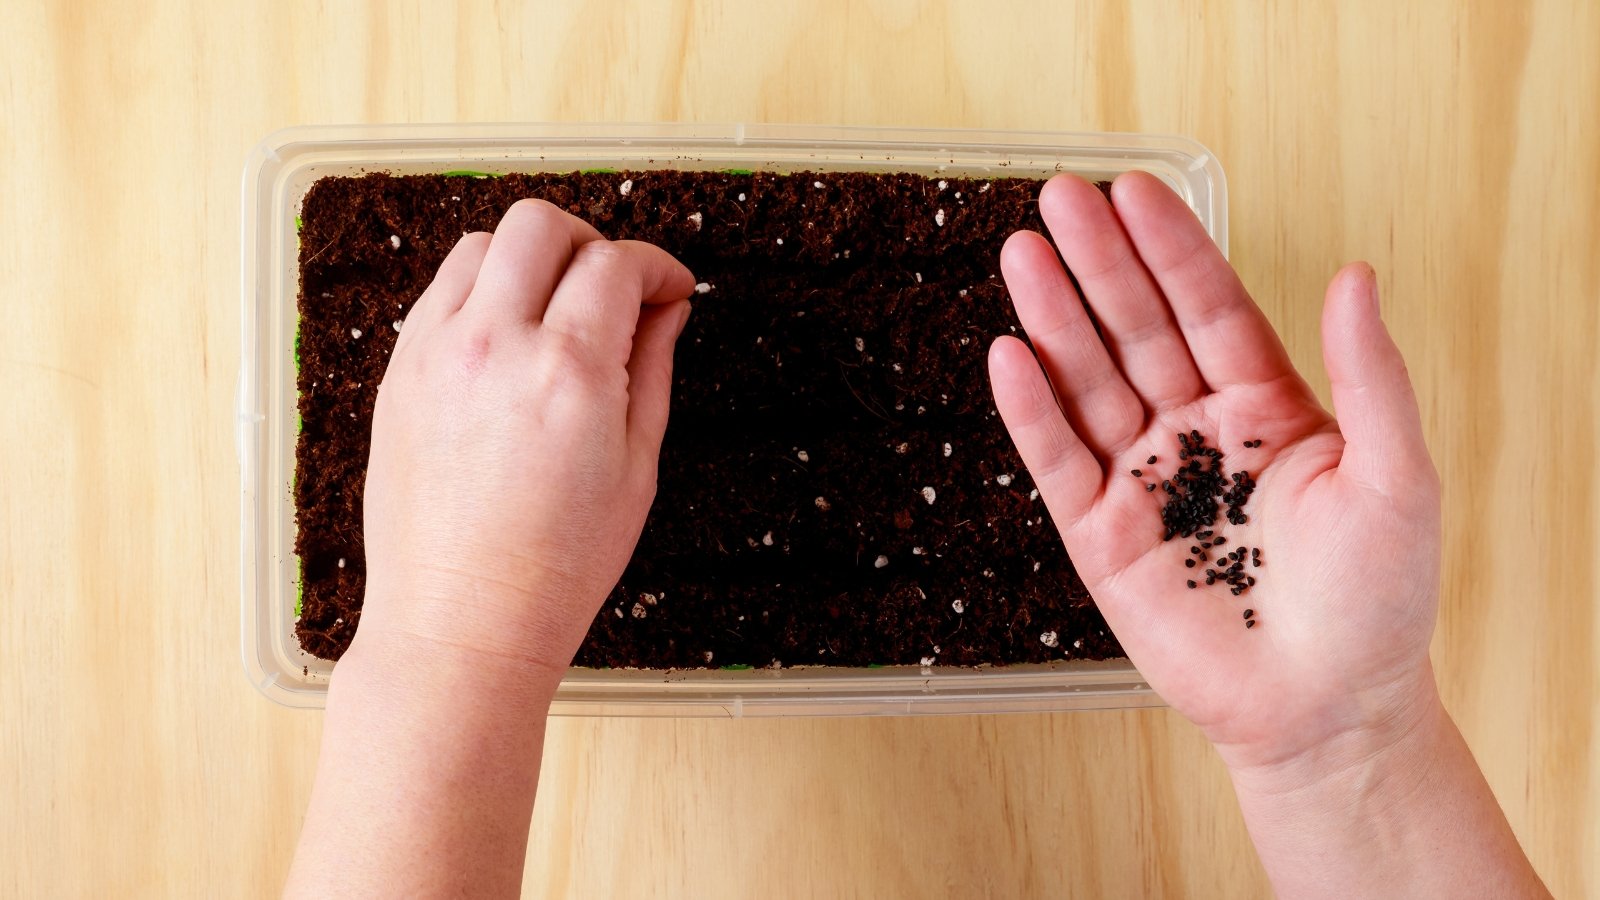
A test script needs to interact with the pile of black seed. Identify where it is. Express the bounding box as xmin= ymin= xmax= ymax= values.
xmin=1141 ymin=431 xmax=1267 ymax=629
